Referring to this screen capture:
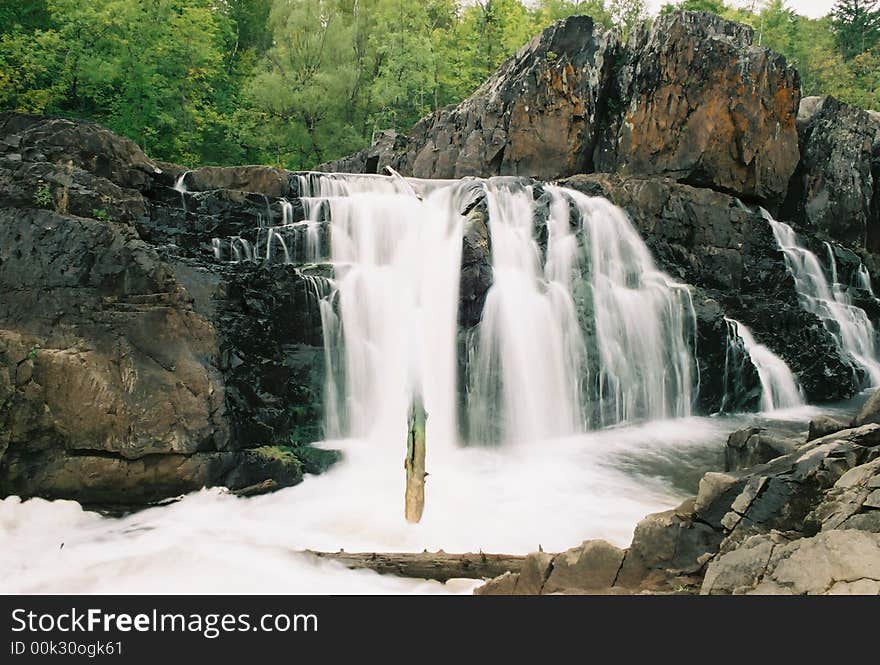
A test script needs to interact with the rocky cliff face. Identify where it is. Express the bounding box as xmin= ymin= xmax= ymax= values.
xmin=322 ymin=11 xmax=802 ymax=208
xmin=0 ymin=113 xmax=331 ymax=508
xmin=782 ymin=96 xmax=880 ymax=248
